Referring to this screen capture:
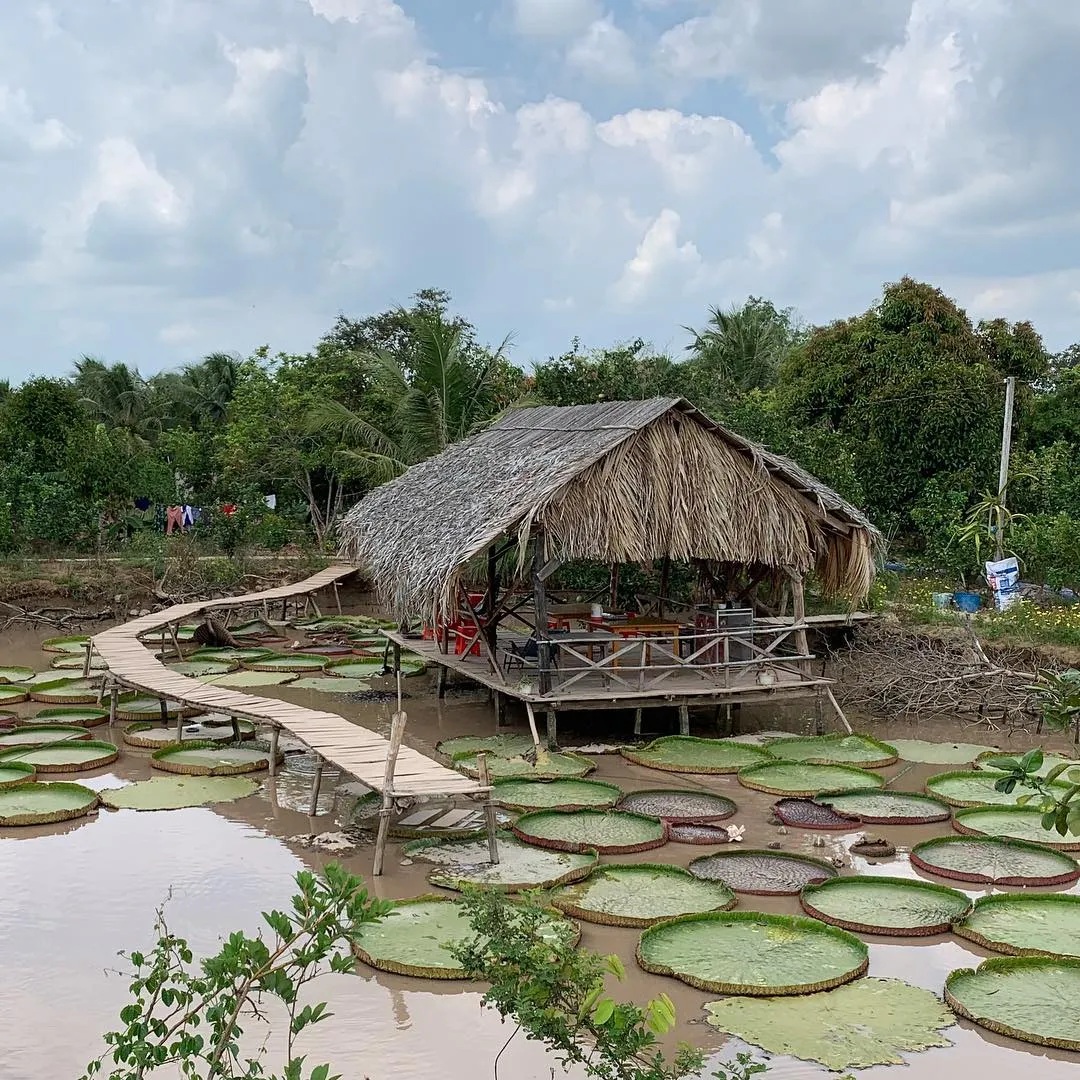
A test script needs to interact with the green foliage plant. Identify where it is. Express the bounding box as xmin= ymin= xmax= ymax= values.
xmin=989 ymin=748 xmax=1080 ymax=838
